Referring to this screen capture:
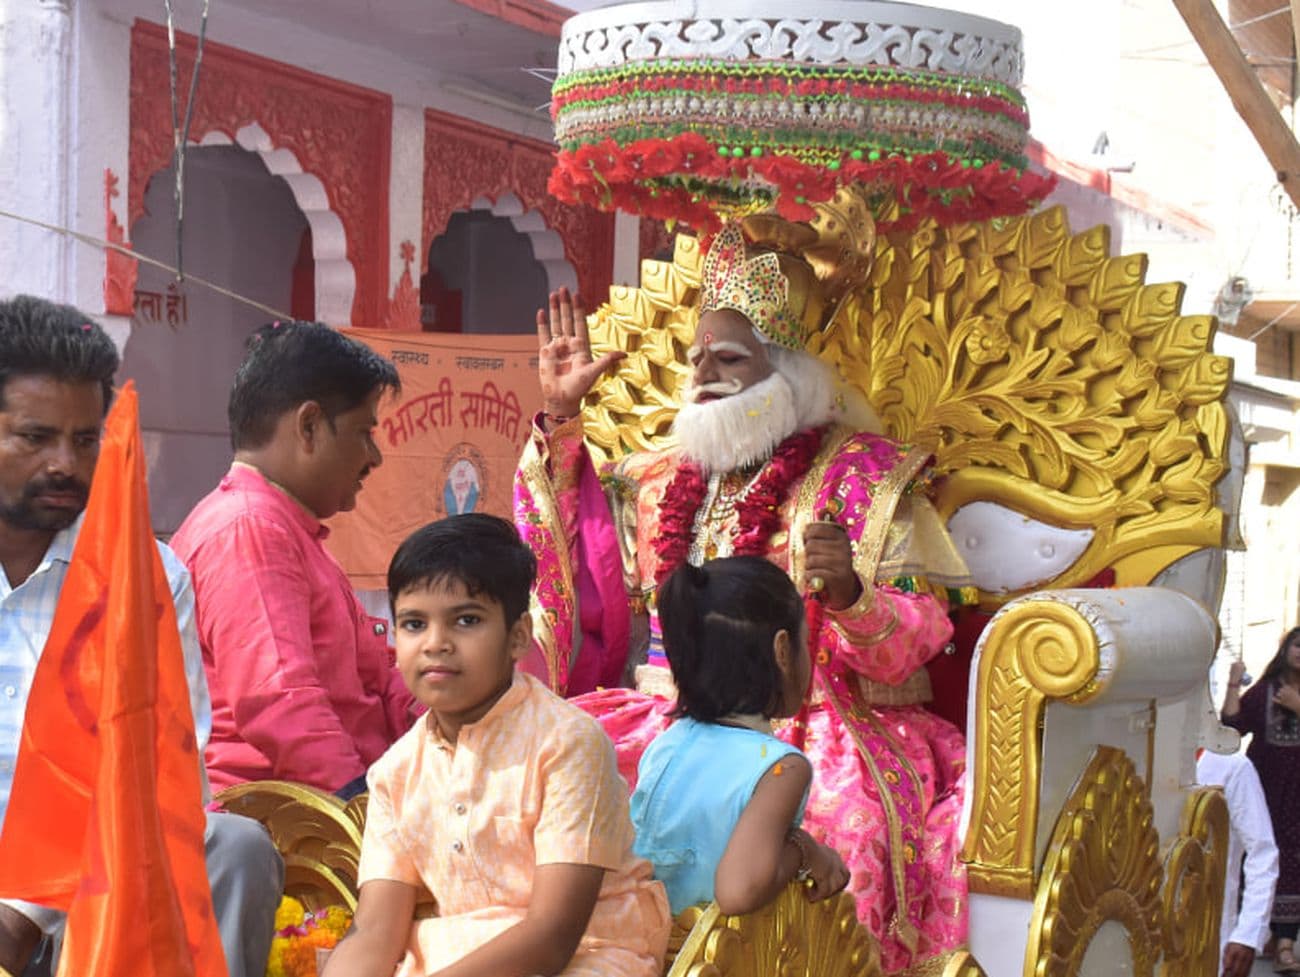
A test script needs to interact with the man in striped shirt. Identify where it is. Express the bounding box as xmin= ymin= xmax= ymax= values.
xmin=0 ymin=295 xmax=283 ymax=977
